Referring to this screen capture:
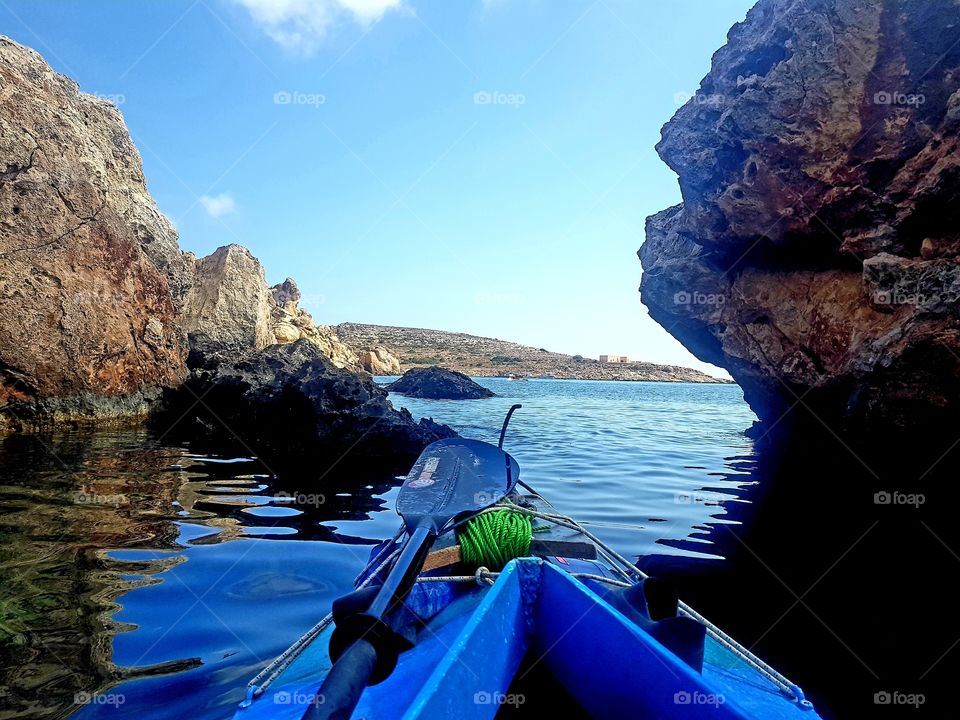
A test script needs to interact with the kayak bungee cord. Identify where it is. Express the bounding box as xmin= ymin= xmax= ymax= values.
xmin=457 ymin=509 xmax=532 ymax=570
